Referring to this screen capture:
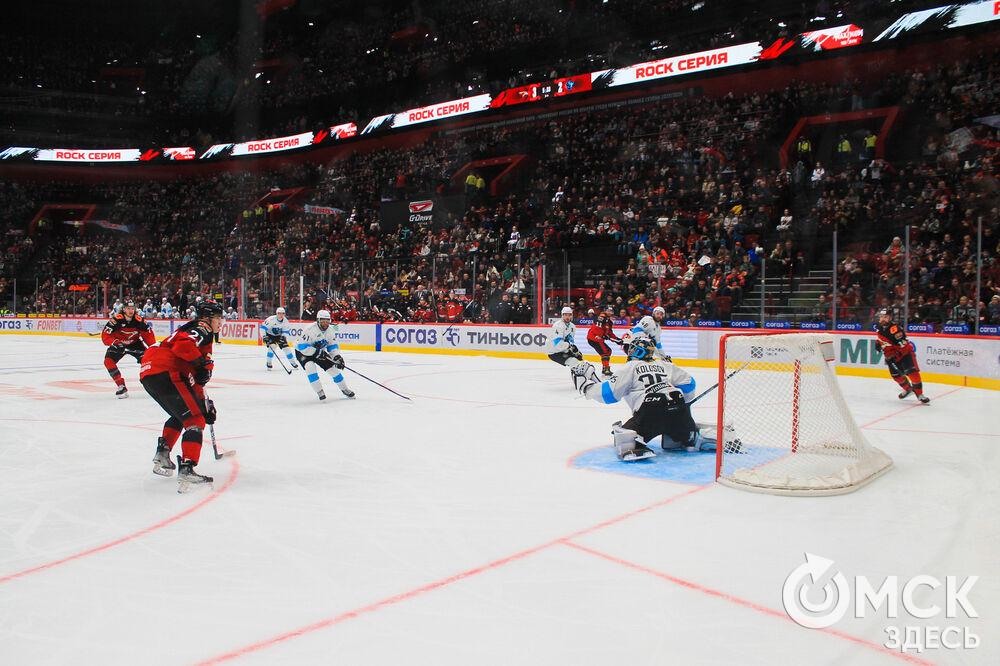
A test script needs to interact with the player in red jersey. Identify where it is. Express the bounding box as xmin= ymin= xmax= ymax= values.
xmin=587 ymin=307 xmax=623 ymax=376
xmin=140 ymin=300 xmax=224 ymax=492
xmin=874 ymin=309 xmax=930 ymax=404
xmin=101 ymin=300 xmax=156 ymax=399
